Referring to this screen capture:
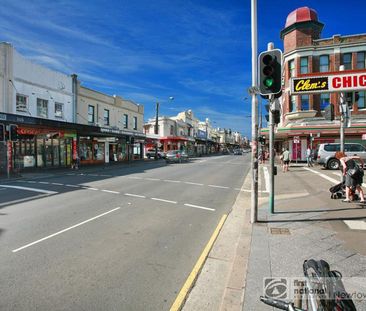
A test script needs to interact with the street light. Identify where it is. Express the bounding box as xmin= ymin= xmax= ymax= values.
xmin=154 ymin=97 xmax=174 ymax=159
